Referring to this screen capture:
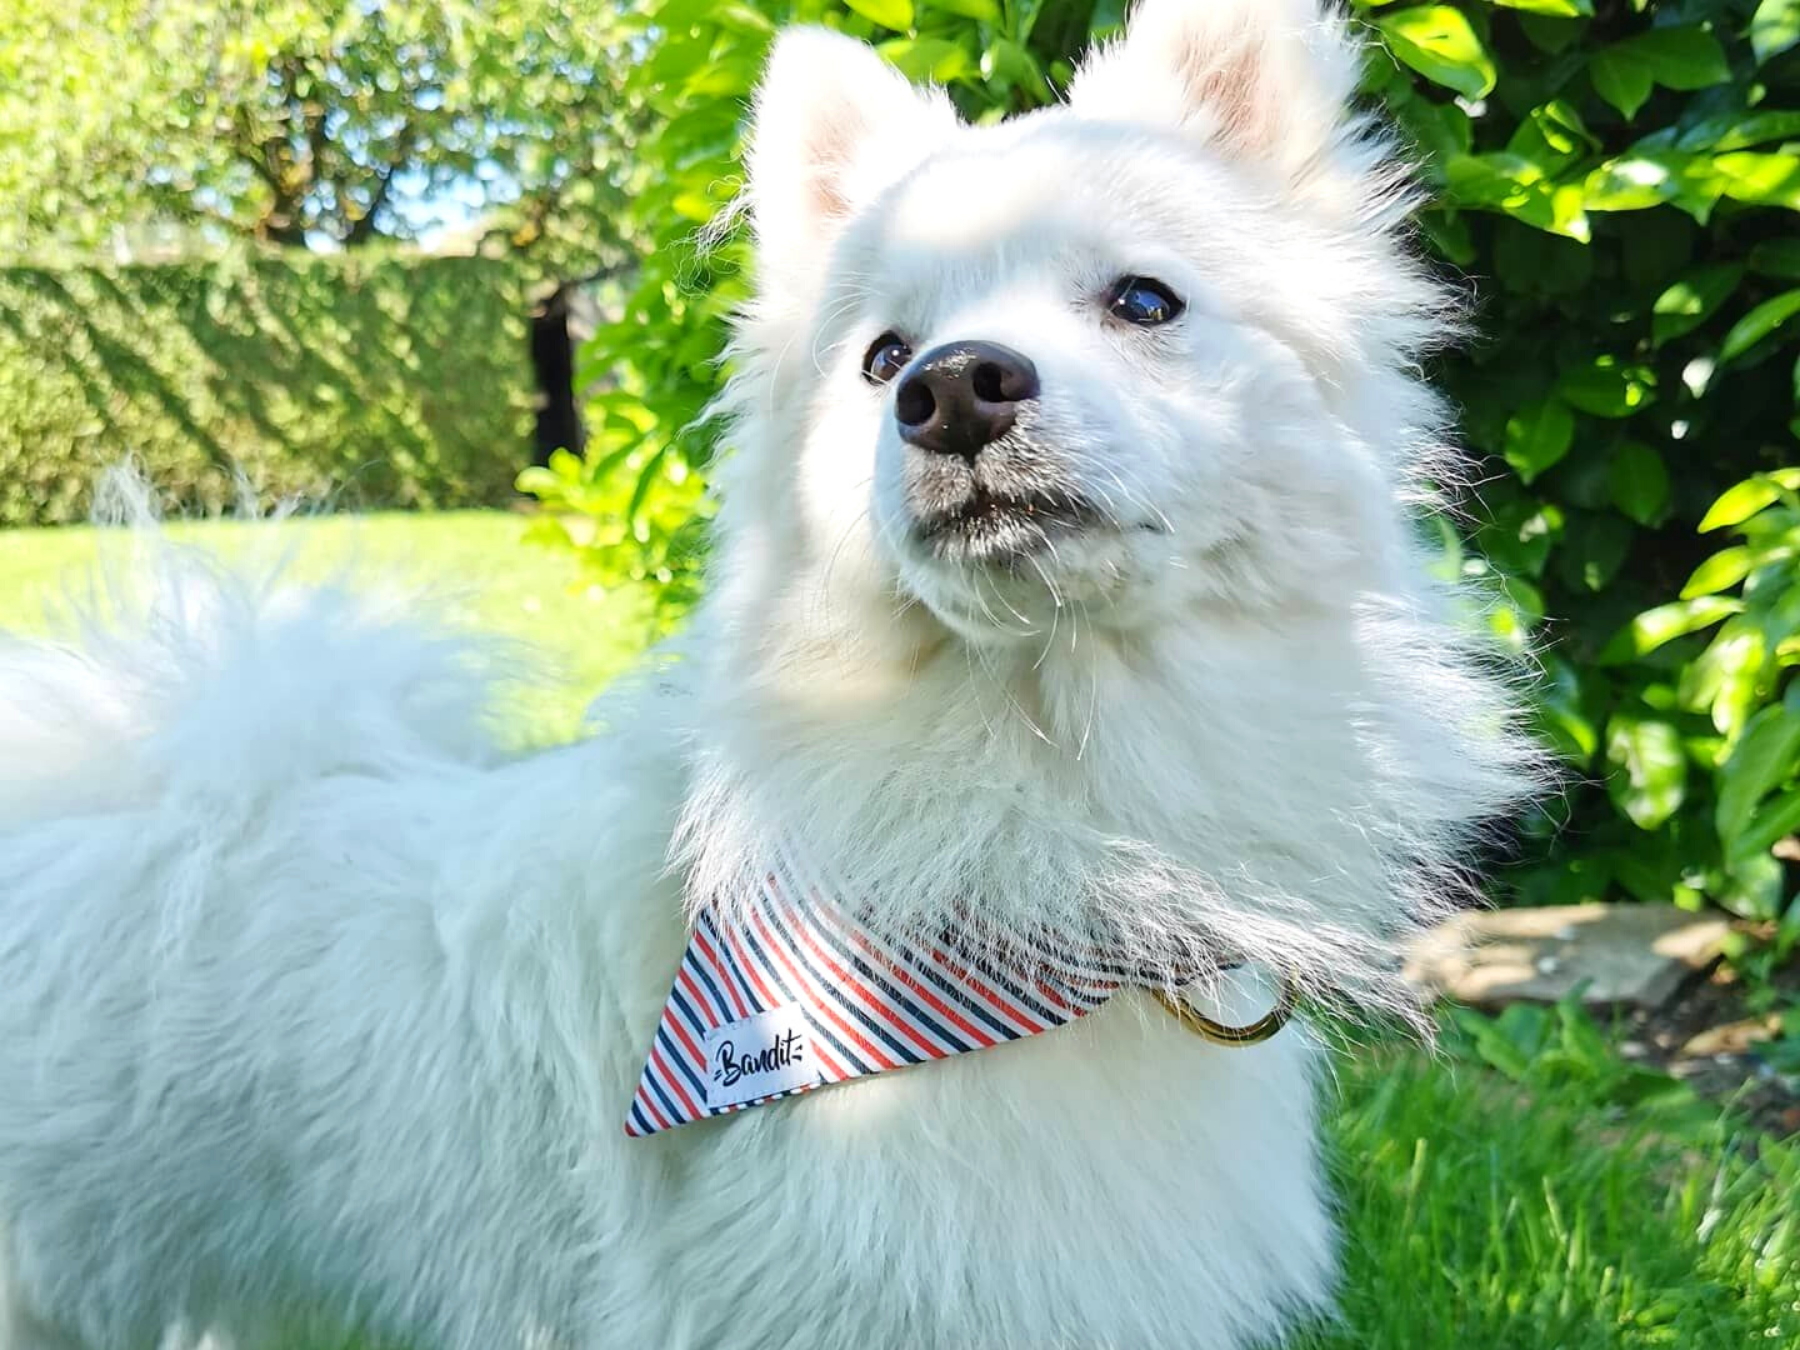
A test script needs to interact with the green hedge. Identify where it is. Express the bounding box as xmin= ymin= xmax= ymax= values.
xmin=1355 ymin=1 xmax=1800 ymax=943
xmin=0 ymin=251 xmax=535 ymax=524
